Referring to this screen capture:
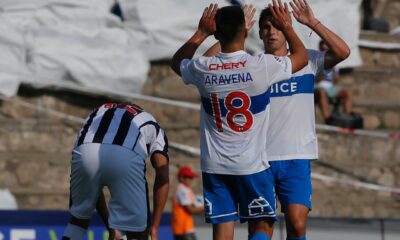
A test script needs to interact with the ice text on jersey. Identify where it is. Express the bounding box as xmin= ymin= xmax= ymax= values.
xmin=269 ymin=81 xmax=297 ymax=94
